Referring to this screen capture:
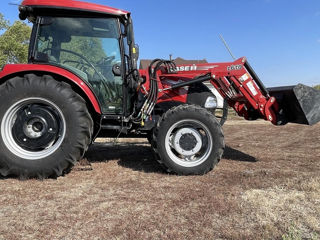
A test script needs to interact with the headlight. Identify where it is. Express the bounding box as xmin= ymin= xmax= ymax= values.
xmin=204 ymin=96 xmax=217 ymax=109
